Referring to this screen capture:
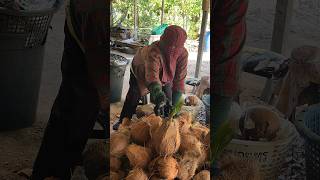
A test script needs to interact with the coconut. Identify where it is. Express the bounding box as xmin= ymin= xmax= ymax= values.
xmin=152 ymin=120 xmax=181 ymax=156
xmin=193 ymin=170 xmax=210 ymax=180
xmin=110 ymin=171 xmax=120 ymax=180
xmin=185 ymin=95 xmax=199 ymax=106
xmin=110 ymin=156 xmax=121 ymax=171
xmin=149 ymin=156 xmax=179 ymax=180
xmin=130 ymin=119 xmax=151 ymax=145
xmin=126 ymin=144 xmax=152 ymax=168
xmin=110 ymin=131 xmax=130 ymax=157
xmin=119 ymin=117 xmax=132 ymax=130
xmin=125 ymin=168 xmax=148 ymax=180
xmin=190 ymin=124 xmax=209 ymax=142
xmin=179 ymin=133 xmax=202 ymax=157
xmin=215 ymin=154 xmax=261 ymax=180
xmin=178 ymin=112 xmax=192 ymax=134
xmin=144 ymin=114 xmax=163 ymax=138
xmin=177 ymin=153 xmax=199 ymax=180
xmin=136 ymin=104 xmax=154 ymax=118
